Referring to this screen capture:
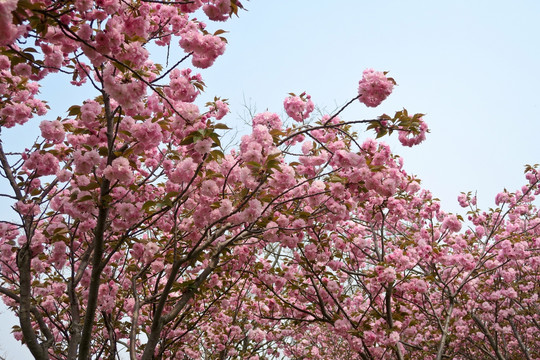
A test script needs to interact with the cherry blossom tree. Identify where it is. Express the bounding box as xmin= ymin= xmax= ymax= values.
xmin=249 ymin=161 xmax=540 ymax=360
xmin=0 ymin=1 xmax=537 ymax=360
